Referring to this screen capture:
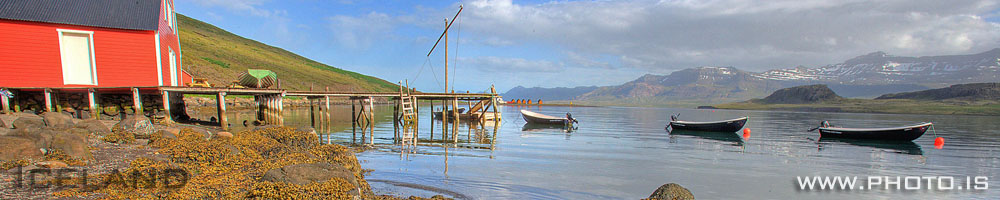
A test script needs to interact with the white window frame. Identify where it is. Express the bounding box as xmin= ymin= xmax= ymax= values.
xmin=155 ymin=32 xmax=163 ymax=86
xmin=168 ymin=47 xmax=178 ymax=86
xmin=57 ymin=29 xmax=98 ymax=85
xmin=165 ymin=0 xmax=173 ymax=30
